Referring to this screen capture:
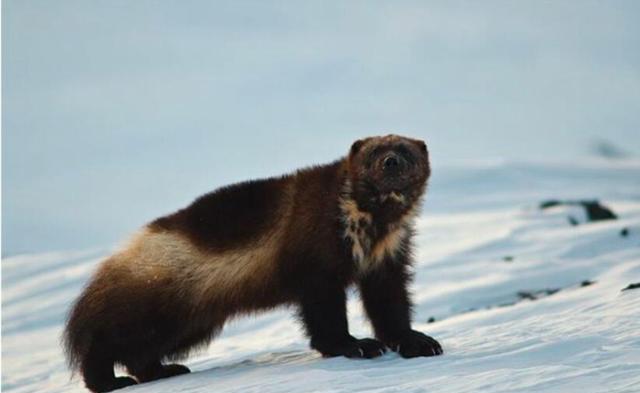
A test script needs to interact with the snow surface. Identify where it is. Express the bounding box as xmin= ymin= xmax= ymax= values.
xmin=2 ymin=160 xmax=640 ymax=393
